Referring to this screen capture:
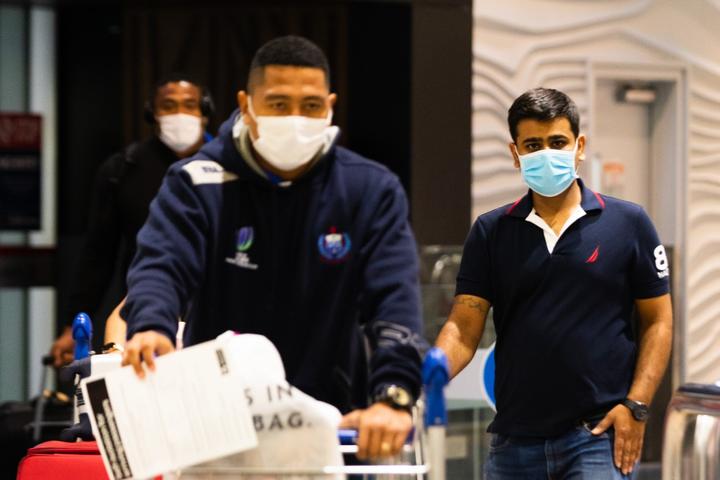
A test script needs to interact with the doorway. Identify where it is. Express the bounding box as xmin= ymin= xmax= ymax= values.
xmin=589 ymin=63 xmax=688 ymax=464
xmin=592 ymin=79 xmax=652 ymax=208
